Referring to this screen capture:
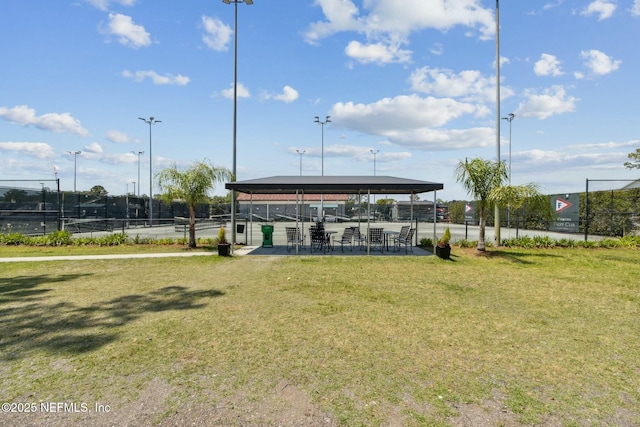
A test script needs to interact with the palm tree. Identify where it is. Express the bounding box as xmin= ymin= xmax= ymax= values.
xmin=456 ymin=157 xmax=554 ymax=251
xmin=157 ymin=160 xmax=231 ymax=248
xmin=624 ymin=148 xmax=640 ymax=170
xmin=488 ymin=183 xmax=555 ymax=234
xmin=455 ymin=158 xmax=508 ymax=251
